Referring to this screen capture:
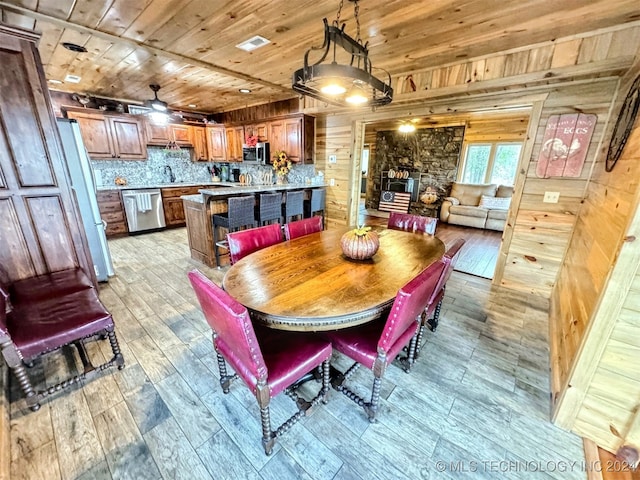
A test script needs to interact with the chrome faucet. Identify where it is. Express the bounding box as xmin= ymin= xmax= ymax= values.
xmin=163 ymin=165 xmax=175 ymax=183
